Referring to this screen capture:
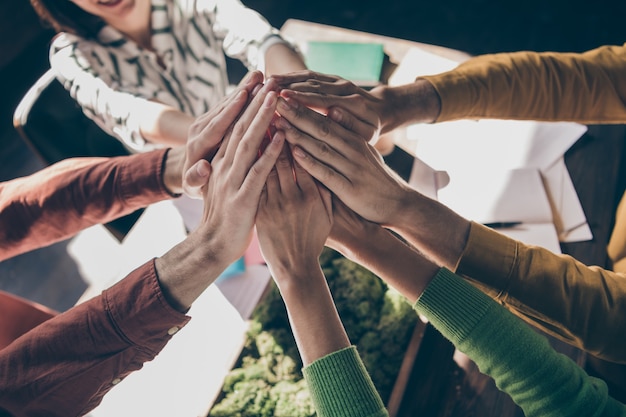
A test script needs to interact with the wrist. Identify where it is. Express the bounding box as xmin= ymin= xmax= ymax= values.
xmin=328 ymin=221 xmax=385 ymax=263
xmin=155 ymin=232 xmax=232 ymax=312
xmin=273 ymin=262 xmax=328 ymax=299
xmin=268 ymin=256 xmax=323 ymax=289
xmin=389 ymin=191 xmax=471 ymax=269
xmin=162 ymin=147 xmax=185 ymax=195
xmin=379 ymin=80 xmax=441 ymax=133
xmin=387 ymin=189 xmax=432 ymax=235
